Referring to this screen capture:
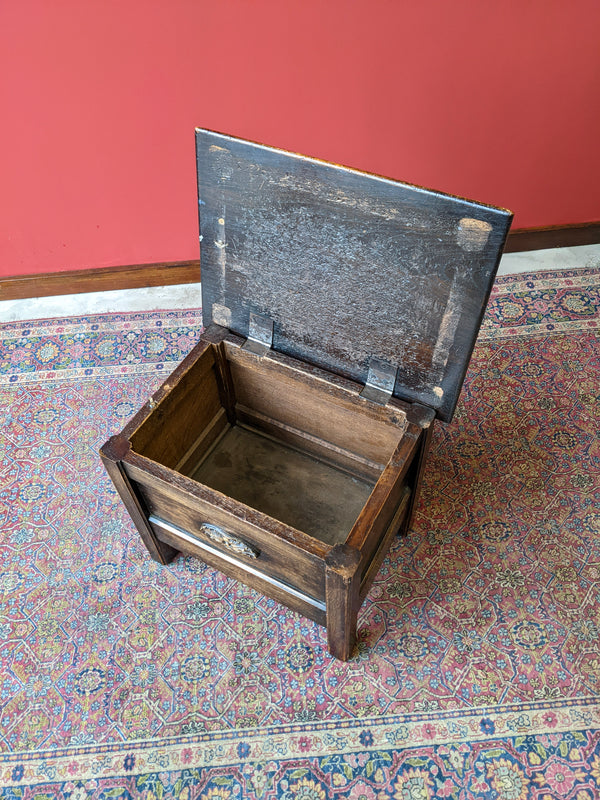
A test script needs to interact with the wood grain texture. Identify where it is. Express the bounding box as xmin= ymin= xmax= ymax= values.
xmin=96 ymin=130 xmax=521 ymax=659
xmin=118 ymin=339 xmax=216 ymax=440
xmin=345 ymin=425 xmax=421 ymax=561
xmin=196 ymin=128 xmax=513 ymax=422
xmin=131 ymin=471 xmax=327 ymax=602
xmin=123 ymin=452 xmax=330 ymax=578
xmin=0 ymin=260 xmax=200 ymax=301
xmin=189 ymin=423 xmax=375 ymax=545
xmin=129 ymin=345 xmax=221 ymax=470
xmin=225 ymin=341 xmax=405 ymax=469
xmin=359 ymin=485 xmax=412 ymax=601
